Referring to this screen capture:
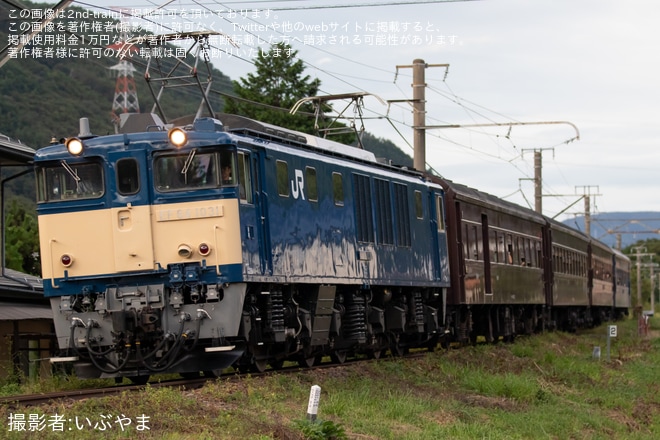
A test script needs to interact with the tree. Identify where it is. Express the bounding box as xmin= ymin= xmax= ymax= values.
xmin=224 ymin=43 xmax=326 ymax=135
xmin=4 ymin=198 xmax=40 ymax=276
